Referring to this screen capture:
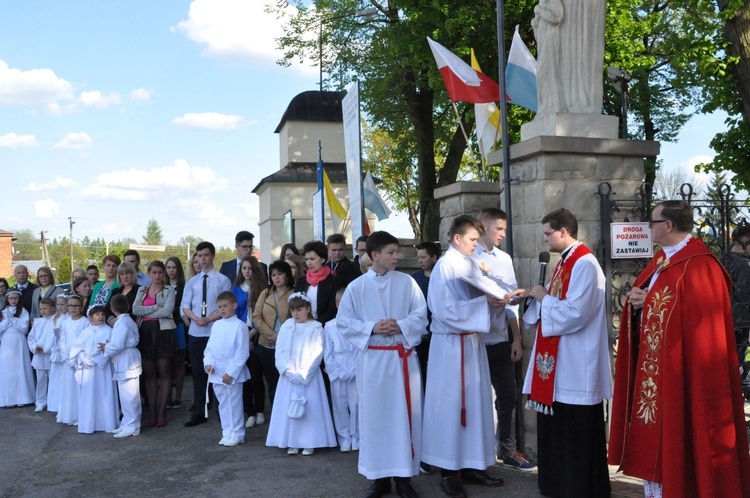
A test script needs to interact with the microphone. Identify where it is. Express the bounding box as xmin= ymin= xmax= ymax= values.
xmin=538 ymin=251 xmax=550 ymax=286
